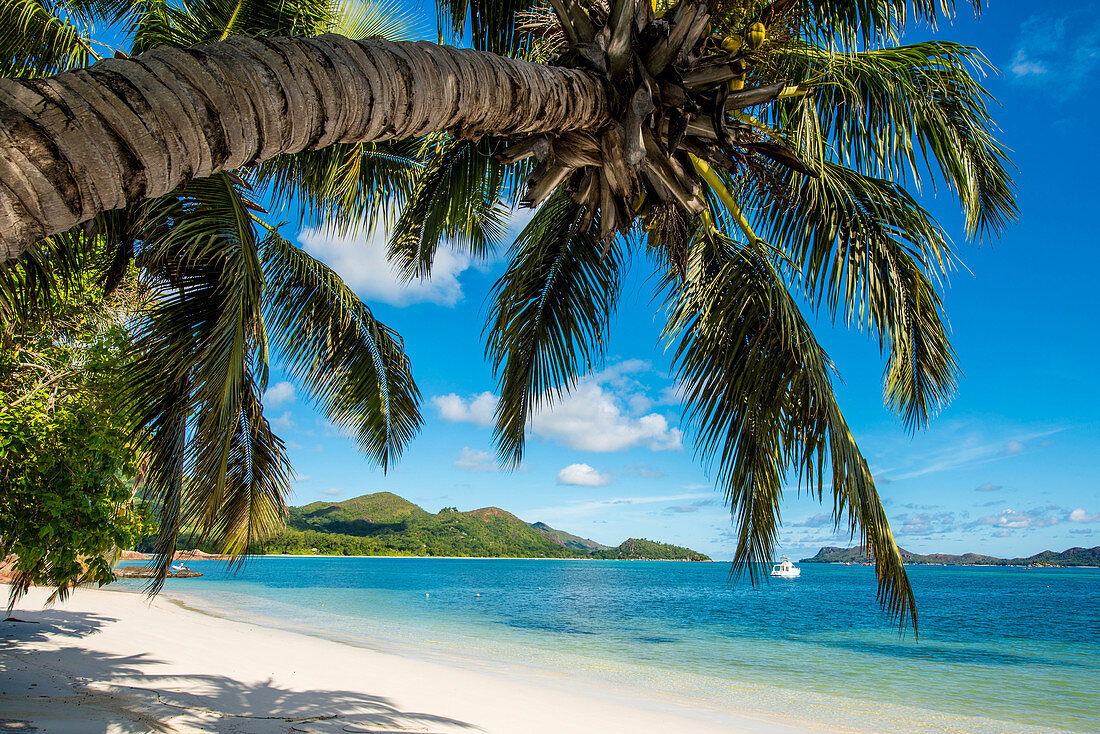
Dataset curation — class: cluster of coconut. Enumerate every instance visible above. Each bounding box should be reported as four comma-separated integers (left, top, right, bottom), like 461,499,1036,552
499,0,813,247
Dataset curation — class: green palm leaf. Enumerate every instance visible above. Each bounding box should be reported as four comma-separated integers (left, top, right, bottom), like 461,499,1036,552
261,228,421,470
0,0,99,77
254,138,423,236
326,0,419,40
0,231,84,331
803,0,982,46
438,0,537,55
665,228,916,627
772,40,1016,239
747,161,958,429
125,173,290,584
486,190,623,465
389,136,508,280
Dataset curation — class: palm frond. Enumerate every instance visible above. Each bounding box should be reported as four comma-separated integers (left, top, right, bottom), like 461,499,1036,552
125,173,290,583
0,0,99,78
62,0,147,30
665,227,915,628
253,138,423,236
261,228,421,470
772,40,1016,239
389,136,508,280
747,161,958,429
132,0,331,49
801,0,982,47
0,232,83,332
187,368,290,561
486,190,623,465
438,0,537,55
326,0,420,40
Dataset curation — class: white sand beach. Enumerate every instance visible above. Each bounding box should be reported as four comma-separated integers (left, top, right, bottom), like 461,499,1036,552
1,585,814,734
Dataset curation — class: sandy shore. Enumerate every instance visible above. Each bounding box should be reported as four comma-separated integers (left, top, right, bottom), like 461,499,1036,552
1,585,813,734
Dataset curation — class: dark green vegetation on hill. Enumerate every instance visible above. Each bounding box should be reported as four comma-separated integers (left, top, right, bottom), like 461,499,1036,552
592,538,710,562
256,493,710,560
802,545,1100,567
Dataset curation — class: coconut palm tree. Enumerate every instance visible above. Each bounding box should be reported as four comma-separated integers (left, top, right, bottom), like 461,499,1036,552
0,0,1017,624
0,0,425,588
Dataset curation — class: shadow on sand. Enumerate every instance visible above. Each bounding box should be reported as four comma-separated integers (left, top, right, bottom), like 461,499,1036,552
1,609,480,733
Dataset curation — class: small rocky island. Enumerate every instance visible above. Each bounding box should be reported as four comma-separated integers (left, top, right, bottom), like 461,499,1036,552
114,566,203,579
801,545,1100,567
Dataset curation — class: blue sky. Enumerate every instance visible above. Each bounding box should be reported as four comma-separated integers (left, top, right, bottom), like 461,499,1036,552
253,1,1100,561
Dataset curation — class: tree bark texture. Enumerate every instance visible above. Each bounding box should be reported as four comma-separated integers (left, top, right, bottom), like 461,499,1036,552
0,35,610,261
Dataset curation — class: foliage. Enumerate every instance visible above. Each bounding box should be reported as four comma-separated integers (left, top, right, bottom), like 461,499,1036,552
292,491,430,529
592,538,710,562
0,0,1019,626
157,492,710,560
0,0,423,590
0,265,156,605
418,0,1019,628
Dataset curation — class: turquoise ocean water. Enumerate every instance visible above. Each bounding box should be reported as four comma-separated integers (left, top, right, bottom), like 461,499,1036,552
114,558,1099,732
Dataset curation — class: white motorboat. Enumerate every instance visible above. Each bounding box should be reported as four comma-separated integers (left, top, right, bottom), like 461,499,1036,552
770,557,801,578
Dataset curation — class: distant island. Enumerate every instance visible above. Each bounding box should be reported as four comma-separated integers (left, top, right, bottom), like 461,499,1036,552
801,545,1100,567
152,492,710,561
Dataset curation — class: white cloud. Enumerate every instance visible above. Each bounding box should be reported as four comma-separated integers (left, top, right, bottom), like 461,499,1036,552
433,391,496,428
1010,49,1048,77
454,447,499,473
429,362,684,453
293,474,311,483
975,483,1002,492
882,428,1062,481
270,411,296,432
972,508,1062,531
322,488,343,496
263,381,296,407
656,383,687,406
895,511,959,537
792,513,834,528
1069,508,1100,523
590,359,650,385
529,381,683,452
557,463,611,487
298,226,473,307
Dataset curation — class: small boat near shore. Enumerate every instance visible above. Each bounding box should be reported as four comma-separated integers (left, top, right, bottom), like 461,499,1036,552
770,557,801,578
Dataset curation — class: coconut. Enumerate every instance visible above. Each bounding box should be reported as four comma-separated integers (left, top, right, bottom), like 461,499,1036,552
747,22,766,49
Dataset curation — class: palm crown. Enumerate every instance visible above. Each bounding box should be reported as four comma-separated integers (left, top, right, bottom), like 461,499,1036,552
396,0,1015,627
0,0,1016,626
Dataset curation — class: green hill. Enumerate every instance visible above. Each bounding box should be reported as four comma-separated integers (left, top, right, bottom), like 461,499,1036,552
243,492,711,560
592,538,710,561
531,521,610,552
801,545,1100,567
291,491,430,535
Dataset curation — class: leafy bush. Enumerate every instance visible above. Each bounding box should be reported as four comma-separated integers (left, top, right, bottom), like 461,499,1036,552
0,266,156,603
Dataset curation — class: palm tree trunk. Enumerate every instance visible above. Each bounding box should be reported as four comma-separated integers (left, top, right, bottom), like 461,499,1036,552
0,34,609,261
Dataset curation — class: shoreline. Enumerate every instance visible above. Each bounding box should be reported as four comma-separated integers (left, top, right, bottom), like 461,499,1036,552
2,584,814,734
4,581,1082,734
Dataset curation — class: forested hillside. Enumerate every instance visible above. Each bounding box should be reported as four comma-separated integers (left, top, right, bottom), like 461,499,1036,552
264,494,710,560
